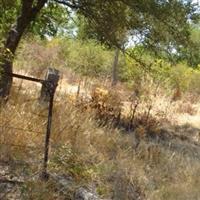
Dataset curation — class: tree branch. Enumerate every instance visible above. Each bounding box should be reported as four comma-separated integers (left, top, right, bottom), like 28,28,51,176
31,0,48,15
54,0,81,9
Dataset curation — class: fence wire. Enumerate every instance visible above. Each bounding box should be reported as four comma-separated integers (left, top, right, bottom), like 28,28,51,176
0,142,43,150
0,125,44,135
0,69,61,182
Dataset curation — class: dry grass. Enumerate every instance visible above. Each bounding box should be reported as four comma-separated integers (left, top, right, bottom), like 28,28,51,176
0,74,200,200
1,37,200,199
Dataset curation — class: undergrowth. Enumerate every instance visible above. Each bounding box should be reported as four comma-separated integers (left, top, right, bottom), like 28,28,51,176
0,77,200,199
1,37,200,199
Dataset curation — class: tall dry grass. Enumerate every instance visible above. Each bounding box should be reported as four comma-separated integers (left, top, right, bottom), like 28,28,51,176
1,37,200,199
0,74,200,200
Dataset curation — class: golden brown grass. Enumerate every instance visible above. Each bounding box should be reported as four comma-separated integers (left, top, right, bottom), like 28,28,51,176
0,76,200,200
1,36,199,199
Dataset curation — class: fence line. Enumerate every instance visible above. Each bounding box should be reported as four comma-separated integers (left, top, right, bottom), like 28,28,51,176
30,111,48,118
6,72,44,83
0,125,44,134
0,121,74,139
0,142,43,150
1,68,60,181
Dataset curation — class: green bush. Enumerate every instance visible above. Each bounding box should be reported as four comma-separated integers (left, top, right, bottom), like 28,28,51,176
15,37,114,78
64,39,113,77
15,37,200,97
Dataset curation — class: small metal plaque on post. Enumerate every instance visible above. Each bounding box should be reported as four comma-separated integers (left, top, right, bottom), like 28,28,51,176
40,68,59,103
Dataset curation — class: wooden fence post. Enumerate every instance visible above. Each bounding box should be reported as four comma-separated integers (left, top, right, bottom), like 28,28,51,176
39,68,59,103
39,68,59,181
1,68,60,180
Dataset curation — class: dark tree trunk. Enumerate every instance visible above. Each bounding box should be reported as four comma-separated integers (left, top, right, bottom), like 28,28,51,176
0,0,47,98
111,48,119,86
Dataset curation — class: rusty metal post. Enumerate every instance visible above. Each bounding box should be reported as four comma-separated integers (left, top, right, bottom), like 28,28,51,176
40,68,59,181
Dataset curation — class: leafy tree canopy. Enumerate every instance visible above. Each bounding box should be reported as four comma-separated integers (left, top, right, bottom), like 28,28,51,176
0,0,20,38
73,1,199,46
62,0,200,65
1,0,199,49
177,24,200,67
0,0,70,39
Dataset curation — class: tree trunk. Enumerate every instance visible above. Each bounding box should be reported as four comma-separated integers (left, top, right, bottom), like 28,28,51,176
0,0,47,98
111,48,120,86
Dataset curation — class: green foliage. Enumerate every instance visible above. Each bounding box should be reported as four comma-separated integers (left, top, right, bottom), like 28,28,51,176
150,59,171,84
150,61,200,94
0,0,70,40
76,3,128,48
15,36,200,98
16,37,114,78
117,44,200,95
187,65,200,94
0,0,20,38
76,0,199,55
170,64,191,89
29,2,70,38
177,26,200,67
118,56,144,84
65,40,113,77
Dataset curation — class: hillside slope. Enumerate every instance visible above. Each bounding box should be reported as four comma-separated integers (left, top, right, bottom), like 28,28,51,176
0,68,200,200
